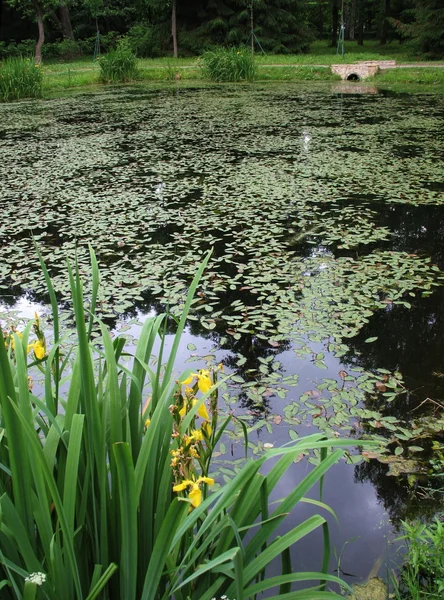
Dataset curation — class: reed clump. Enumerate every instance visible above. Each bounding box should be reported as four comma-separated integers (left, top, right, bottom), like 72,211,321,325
99,39,139,83
202,46,257,82
0,57,42,102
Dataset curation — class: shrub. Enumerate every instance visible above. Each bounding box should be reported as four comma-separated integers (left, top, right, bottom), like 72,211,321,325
0,39,36,60
0,246,361,599
202,46,258,82
43,39,82,61
0,57,42,102
99,38,139,83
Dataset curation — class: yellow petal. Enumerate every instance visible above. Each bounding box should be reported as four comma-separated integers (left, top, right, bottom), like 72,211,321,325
202,422,212,438
179,403,187,418
33,340,45,360
188,487,202,508
197,476,214,486
195,401,209,420
198,374,212,394
181,374,197,386
173,479,192,492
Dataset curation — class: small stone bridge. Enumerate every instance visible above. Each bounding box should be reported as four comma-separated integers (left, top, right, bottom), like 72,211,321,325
331,60,396,81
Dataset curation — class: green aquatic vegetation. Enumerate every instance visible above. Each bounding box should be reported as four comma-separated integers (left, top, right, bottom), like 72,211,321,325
0,84,443,454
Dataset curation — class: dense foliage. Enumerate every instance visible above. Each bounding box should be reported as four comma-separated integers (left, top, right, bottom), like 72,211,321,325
0,0,443,60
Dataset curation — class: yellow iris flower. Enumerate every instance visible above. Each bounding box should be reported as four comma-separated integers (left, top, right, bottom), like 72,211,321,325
179,399,209,421
180,370,213,394
173,476,214,507
32,340,45,360
197,370,212,393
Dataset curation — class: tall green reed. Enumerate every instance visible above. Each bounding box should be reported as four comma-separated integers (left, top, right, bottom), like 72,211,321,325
0,247,365,599
0,57,42,102
393,517,444,599
201,47,257,82
98,39,139,84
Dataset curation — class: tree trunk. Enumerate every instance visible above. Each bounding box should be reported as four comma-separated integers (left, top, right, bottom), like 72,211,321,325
172,0,178,58
348,0,356,40
331,0,339,47
59,4,75,41
35,3,45,64
317,0,324,37
380,0,391,45
357,0,365,45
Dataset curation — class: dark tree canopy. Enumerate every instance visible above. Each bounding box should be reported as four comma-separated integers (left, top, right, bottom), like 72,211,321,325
0,0,443,58
390,0,444,56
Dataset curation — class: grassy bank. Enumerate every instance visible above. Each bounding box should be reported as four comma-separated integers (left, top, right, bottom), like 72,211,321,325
42,63,444,93
0,39,440,97
375,67,444,85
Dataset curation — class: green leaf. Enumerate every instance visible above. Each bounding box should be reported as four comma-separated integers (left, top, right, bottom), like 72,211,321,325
113,443,138,600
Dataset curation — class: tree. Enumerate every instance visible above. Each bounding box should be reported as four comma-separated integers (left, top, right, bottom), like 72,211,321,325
380,0,391,44
330,0,339,46
172,0,177,56
6,0,58,61
357,0,365,45
390,0,444,56
58,2,75,40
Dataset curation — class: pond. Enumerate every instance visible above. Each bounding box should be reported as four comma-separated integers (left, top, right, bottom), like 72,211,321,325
1,81,444,590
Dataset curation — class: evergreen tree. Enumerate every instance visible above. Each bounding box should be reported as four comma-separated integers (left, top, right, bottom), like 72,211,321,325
180,0,314,53
390,0,444,56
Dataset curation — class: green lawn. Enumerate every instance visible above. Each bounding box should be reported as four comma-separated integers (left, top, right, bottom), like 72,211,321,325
37,40,444,94
258,39,434,64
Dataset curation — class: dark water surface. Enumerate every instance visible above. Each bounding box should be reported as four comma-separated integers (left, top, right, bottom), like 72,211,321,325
1,82,444,587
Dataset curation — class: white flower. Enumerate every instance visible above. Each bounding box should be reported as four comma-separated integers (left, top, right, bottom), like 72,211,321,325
25,572,46,586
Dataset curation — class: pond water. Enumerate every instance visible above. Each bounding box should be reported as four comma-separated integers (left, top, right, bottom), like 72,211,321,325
1,82,444,589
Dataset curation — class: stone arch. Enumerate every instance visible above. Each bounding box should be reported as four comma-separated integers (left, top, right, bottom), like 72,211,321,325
346,72,360,81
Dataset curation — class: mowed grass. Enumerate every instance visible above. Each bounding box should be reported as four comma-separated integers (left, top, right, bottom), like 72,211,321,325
257,65,339,81
259,39,439,65
375,67,444,84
